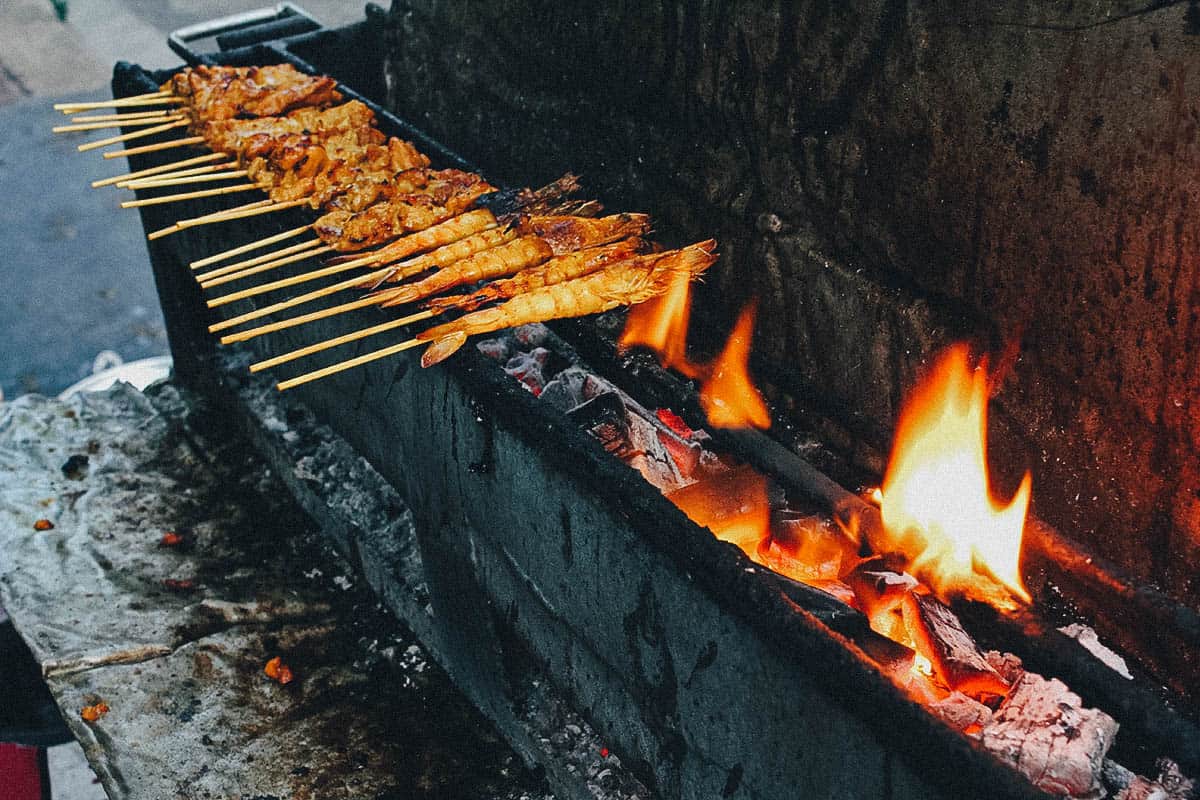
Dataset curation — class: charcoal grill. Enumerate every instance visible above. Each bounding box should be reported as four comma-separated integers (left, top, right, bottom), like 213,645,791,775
106,4,1200,799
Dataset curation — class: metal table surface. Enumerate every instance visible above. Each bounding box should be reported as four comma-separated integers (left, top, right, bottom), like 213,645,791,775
0,380,553,799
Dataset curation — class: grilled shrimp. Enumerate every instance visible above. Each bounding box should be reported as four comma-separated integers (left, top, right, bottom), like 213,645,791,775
372,213,651,308
368,227,521,288
416,240,718,367
423,237,648,315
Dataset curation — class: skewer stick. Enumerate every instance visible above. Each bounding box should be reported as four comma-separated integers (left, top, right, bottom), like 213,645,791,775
250,309,436,372
69,110,177,123
77,119,189,152
54,91,177,111
115,162,237,187
190,224,313,270
219,295,383,343
103,135,205,159
54,114,185,133
209,266,396,335
120,183,259,209
202,246,334,294
203,249,366,304
146,199,275,240
92,152,224,188
124,169,248,189
177,197,307,228
276,338,425,391
193,238,322,281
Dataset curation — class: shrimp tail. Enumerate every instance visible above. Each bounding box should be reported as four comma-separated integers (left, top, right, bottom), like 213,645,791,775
421,332,469,367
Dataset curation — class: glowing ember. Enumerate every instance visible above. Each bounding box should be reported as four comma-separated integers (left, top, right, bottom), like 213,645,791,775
879,344,1031,606
667,464,770,555
618,269,700,377
699,303,771,430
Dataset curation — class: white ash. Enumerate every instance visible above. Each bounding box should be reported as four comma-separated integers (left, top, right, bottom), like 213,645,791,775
1059,622,1133,680
929,691,992,737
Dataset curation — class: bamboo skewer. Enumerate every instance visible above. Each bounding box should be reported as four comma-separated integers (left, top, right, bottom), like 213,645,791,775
177,198,307,228
54,114,186,133
146,199,276,240
193,238,322,281
77,119,190,152
250,309,437,372
203,248,365,304
124,169,249,190
208,265,396,335
115,162,238,188
54,91,177,112
103,136,205,159
92,153,225,188
219,295,383,343
120,183,259,209
69,110,177,123
202,246,334,294
190,225,314,270
276,338,425,391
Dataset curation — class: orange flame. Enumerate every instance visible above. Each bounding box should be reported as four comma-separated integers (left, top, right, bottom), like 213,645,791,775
699,302,771,429
667,464,770,555
879,344,1032,605
618,270,701,377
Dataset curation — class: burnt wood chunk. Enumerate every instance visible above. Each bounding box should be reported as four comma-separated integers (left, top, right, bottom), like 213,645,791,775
929,692,992,738
981,673,1118,800
902,593,1009,700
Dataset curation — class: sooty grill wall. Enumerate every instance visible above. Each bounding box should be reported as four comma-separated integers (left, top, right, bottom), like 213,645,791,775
369,0,1200,606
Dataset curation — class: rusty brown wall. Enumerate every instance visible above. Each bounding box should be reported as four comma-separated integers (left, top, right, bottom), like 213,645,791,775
379,1,1200,602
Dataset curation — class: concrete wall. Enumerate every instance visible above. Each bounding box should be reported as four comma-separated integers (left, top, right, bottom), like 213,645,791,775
378,0,1200,602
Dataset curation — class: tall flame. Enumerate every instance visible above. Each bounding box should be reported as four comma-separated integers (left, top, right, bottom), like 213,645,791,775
699,302,770,429
618,270,701,377
880,344,1032,605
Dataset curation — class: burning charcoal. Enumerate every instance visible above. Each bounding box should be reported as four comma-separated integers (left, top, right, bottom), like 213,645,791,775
504,348,551,395
1103,761,1170,800
667,464,767,553
758,512,854,583
844,557,918,642
625,411,690,494
856,630,916,677
981,672,1118,799
984,650,1026,685
1059,623,1133,680
511,323,549,348
902,593,1010,701
568,392,630,456
930,691,993,737
475,337,513,363
540,366,592,412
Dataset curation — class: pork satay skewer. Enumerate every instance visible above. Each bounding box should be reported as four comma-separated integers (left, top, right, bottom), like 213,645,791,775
69,109,180,123
119,182,260,209
54,91,179,112
273,241,717,390
93,153,225,187
103,136,206,159
124,169,249,190
78,119,190,152
249,239,647,371
54,114,186,133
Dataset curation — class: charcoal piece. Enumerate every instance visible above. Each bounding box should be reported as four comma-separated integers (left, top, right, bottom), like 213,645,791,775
902,593,1009,700
984,650,1026,685
930,692,992,737
623,410,689,494
980,672,1118,800
511,323,548,348
855,629,916,677
475,337,513,363
1059,623,1132,680
504,348,550,395
539,366,591,412
655,427,701,478
568,392,630,457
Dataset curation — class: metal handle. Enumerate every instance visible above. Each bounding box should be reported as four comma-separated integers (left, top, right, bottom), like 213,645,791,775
167,2,319,61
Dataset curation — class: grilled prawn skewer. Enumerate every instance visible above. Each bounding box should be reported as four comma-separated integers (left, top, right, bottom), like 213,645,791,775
417,240,716,366
369,214,651,308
